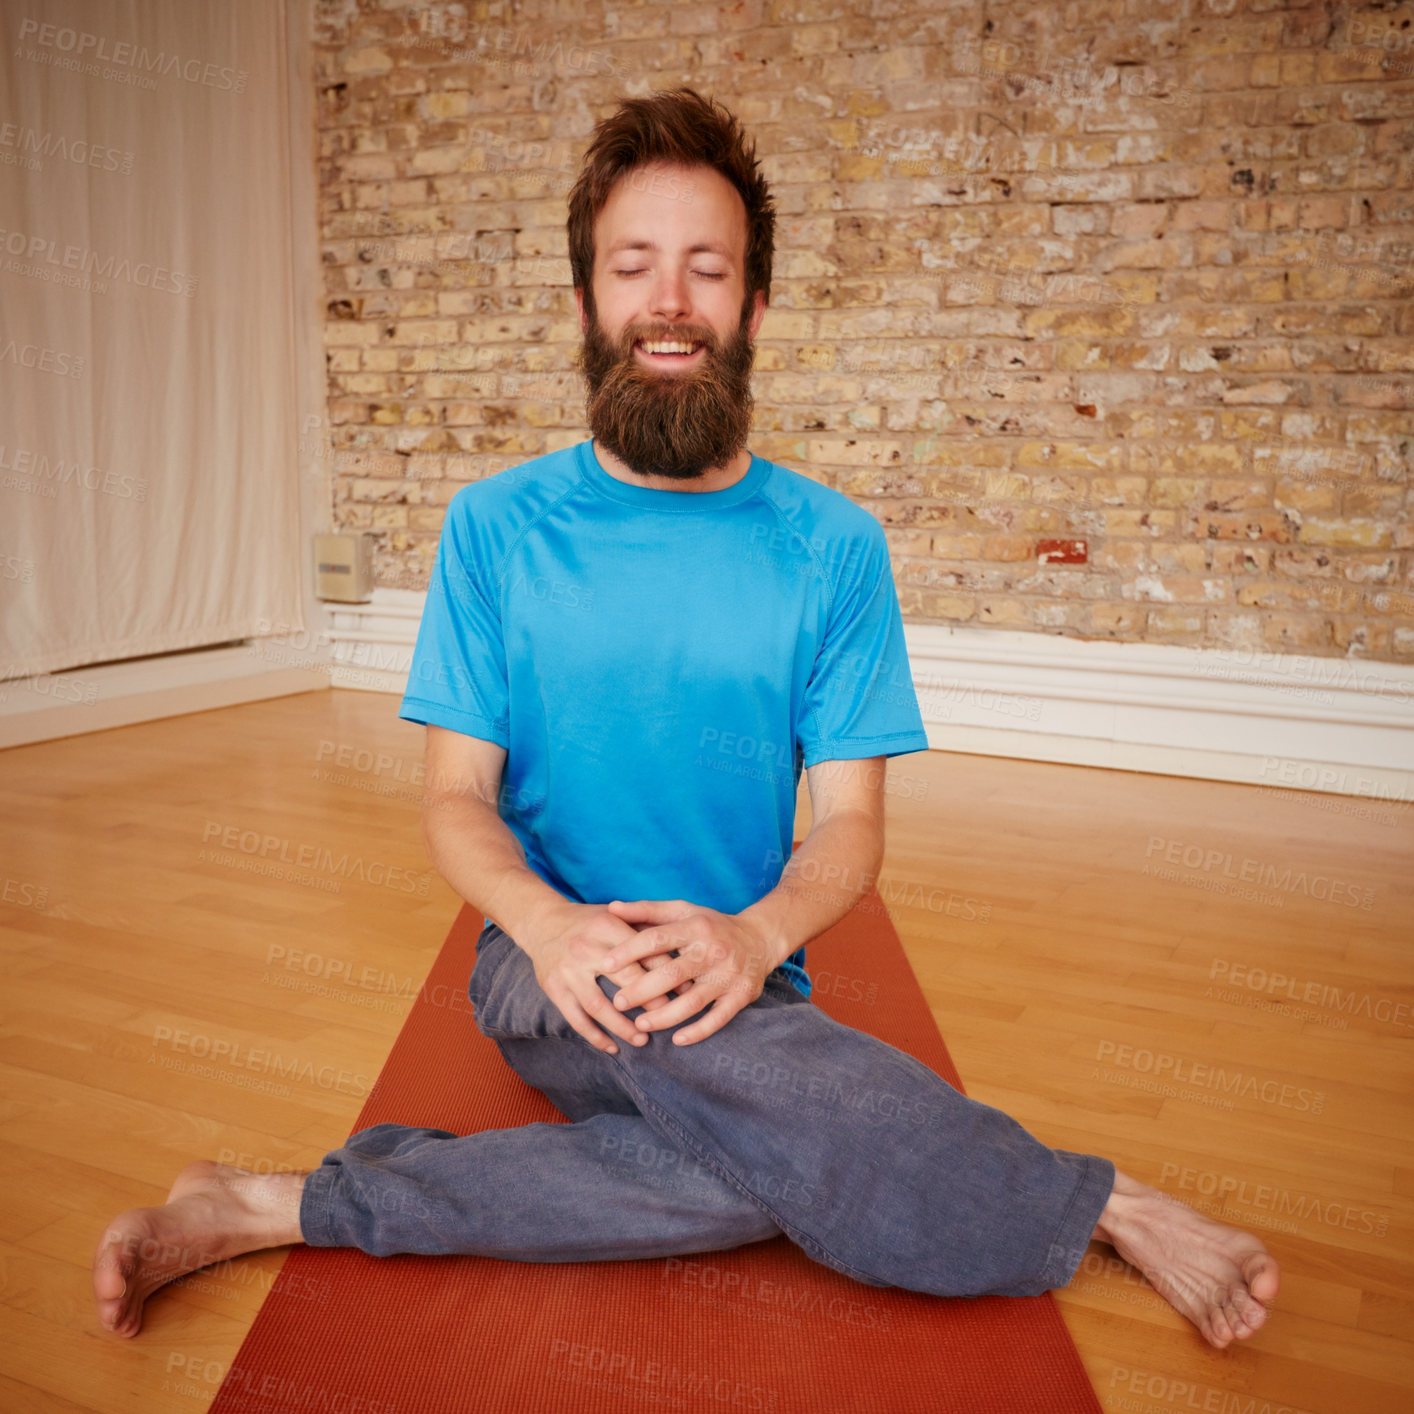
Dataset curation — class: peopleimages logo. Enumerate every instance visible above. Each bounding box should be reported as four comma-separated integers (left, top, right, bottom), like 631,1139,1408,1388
1159,1163,1389,1239
0,339,85,377
546,1338,778,1411
151,1025,372,1098
1107,1365,1315,1414
200,821,432,896
0,443,148,500
1208,959,1412,1030
16,18,248,93
663,1258,893,1331
0,122,134,175
1143,835,1374,910
1095,1040,1325,1115
0,227,197,296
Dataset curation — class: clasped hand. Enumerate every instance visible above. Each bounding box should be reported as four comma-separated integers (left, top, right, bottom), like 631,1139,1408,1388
601,898,777,1046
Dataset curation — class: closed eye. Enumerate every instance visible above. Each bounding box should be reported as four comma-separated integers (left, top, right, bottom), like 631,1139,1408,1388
615,270,727,279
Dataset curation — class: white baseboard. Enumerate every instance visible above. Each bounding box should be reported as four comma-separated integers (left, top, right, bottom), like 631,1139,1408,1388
322,589,425,694
11,589,1410,811
0,643,330,749
323,590,1414,804
904,624,1414,801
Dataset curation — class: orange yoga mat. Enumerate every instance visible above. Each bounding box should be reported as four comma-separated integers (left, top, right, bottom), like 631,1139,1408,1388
210,891,1103,1413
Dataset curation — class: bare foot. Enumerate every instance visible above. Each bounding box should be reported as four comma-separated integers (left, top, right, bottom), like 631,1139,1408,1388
92,1160,307,1337
1091,1169,1280,1349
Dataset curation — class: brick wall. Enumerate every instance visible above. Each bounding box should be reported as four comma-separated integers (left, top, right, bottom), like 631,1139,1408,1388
312,0,1414,662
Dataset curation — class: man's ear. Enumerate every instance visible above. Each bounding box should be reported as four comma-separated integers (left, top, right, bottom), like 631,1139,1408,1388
574,284,587,335
746,287,767,342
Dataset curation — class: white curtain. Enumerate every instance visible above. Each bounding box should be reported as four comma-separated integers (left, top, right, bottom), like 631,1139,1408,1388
1,0,306,678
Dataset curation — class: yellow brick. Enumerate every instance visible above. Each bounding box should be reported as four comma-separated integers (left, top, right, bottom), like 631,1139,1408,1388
343,47,393,75
1206,480,1271,510
1055,342,1109,371
838,153,889,180
1150,479,1205,507
341,374,389,395
1260,613,1331,650
349,478,405,503
1022,308,1137,337
1220,410,1282,440
425,91,470,118
919,593,975,621
1273,481,1338,512
1146,605,1205,635
1238,581,1363,612
1153,443,1246,474
1095,542,1149,572
1315,49,1388,83
1106,510,1178,535
1297,519,1393,548
984,471,1031,499
1020,506,1067,533
914,440,1009,468
324,323,380,347
982,535,1034,561
928,534,984,558
389,319,458,345
1342,484,1405,517
837,469,927,497
978,598,1032,626
1090,477,1147,505
1153,545,1209,574
806,439,905,467
926,471,985,501
1249,55,1282,87
1029,475,1087,504
1016,442,1123,470
1088,603,1147,635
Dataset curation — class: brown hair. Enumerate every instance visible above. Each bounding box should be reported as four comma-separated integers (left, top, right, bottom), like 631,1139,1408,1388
567,86,776,322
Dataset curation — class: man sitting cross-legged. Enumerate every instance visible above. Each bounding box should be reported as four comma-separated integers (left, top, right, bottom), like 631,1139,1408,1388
94,85,1278,1354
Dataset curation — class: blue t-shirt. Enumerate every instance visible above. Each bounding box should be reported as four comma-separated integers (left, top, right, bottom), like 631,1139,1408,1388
398,437,931,999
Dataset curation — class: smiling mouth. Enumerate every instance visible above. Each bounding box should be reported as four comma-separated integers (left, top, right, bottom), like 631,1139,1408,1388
634,340,706,364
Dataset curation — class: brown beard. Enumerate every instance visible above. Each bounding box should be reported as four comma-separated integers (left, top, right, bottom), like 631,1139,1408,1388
576,299,756,481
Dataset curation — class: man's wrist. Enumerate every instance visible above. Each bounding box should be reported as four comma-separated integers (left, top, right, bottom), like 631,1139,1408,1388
486,868,575,951
738,896,799,973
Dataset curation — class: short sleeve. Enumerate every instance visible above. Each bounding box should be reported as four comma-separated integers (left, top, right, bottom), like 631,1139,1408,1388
796,528,930,766
398,492,510,745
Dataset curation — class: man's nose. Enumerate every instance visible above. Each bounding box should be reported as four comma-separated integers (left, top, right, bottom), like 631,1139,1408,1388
646,269,693,321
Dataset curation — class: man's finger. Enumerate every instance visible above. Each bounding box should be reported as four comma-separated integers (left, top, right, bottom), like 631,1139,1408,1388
631,982,717,1033
584,981,652,1049
612,952,693,1011
600,923,686,972
608,961,671,1010
605,899,689,925
555,991,624,1055
671,995,742,1046
559,983,645,1054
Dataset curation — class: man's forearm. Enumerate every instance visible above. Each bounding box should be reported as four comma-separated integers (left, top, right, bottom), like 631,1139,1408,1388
739,809,885,969
423,795,571,949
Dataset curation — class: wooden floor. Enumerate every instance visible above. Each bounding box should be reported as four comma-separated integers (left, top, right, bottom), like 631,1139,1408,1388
1,688,1410,1413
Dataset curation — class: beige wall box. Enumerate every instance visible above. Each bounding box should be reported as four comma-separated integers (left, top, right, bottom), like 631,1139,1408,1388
314,533,373,603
